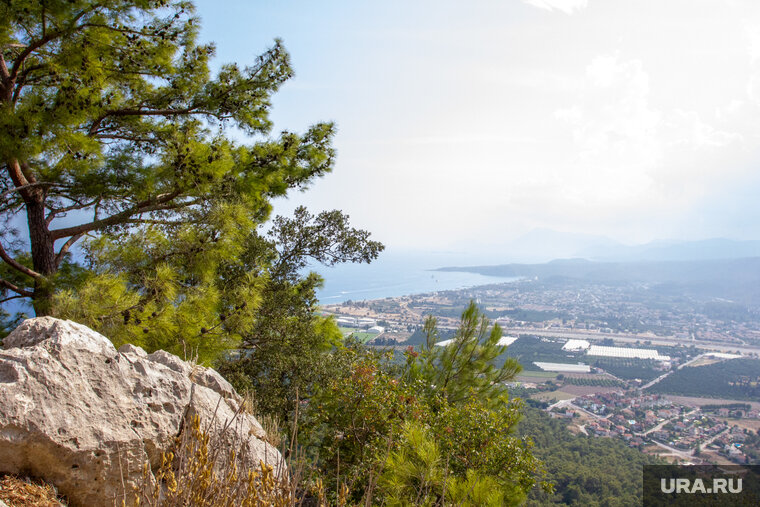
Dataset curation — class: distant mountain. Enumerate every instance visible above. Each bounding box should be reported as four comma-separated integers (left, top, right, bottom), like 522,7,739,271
579,238,760,262
502,228,622,263
436,257,760,307
490,229,760,263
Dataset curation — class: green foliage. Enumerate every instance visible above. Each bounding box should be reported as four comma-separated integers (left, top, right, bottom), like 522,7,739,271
563,376,625,388
215,208,382,413
647,358,760,400
300,345,427,500
406,301,522,408
1,1,383,364
1,1,326,310
0,307,19,342
379,421,446,506
378,421,520,507
299,306,544,505
701,403,752,412
433,397,539,497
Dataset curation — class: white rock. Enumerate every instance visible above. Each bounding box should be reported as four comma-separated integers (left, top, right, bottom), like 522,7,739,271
0,317,282,506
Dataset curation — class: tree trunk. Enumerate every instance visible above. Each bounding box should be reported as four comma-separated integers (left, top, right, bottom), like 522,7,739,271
27,194,56,316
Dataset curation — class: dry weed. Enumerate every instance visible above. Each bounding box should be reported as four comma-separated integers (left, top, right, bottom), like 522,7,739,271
0,474,65,507
133,414,293,506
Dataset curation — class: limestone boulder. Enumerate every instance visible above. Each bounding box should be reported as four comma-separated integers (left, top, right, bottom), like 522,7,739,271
0,317,282,506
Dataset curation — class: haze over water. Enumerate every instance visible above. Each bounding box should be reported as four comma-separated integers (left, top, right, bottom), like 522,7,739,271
312,251,517,304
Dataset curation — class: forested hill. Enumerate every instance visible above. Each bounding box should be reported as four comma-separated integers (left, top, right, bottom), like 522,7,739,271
437,257,760,306
518,407,661,506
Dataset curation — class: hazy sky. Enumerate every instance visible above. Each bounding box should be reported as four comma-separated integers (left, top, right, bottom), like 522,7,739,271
194,0,760,252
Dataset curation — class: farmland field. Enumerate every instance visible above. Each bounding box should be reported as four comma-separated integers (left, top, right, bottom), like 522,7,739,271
532,390,576,402
647,358,760,401
559,385,624,396
339,327,378,344
591,357,662,381
663,395,760,411
715,418,760,432
517,370,559,379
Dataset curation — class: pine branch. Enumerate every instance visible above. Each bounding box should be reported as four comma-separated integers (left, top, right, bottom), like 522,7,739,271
0,277,33,297
46,197,100,225
48,191,206,240
0,294,28,303
55,233,86,268
8,5,100,82
0,181,61,200
0,240,41,280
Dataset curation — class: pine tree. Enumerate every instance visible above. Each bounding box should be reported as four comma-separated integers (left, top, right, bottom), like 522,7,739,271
0,1,383,362
1,0,332,315
407,300,522,408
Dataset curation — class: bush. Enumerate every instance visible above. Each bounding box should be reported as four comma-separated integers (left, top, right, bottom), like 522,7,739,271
297,303,547,505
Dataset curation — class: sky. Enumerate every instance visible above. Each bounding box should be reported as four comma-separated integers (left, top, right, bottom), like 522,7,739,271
192,0,760,254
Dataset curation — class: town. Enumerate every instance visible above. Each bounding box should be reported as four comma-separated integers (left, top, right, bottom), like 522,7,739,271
320,277,760,465
542,390,759,465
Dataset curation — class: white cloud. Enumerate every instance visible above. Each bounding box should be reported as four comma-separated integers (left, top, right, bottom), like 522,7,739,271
551,53,744,217
744,21,760,64
522,0,588,15
555,54,662,181
668,110,743,148
230,0,760,249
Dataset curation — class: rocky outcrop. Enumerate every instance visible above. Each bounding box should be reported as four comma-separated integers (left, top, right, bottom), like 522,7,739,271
0,317,282,506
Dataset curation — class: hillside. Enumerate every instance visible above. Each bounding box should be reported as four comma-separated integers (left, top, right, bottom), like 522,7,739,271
518,407,661,506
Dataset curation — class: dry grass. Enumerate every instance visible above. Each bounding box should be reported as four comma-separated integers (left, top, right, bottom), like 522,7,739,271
239,391,282,449
133,413,295,507
0,474,65,507
714,417,760,432
0,393,321,507
558,385,623,396
1,391,332,507
531,390,576,402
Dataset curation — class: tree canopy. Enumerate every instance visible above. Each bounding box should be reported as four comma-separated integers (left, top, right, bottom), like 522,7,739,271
405,301,523,408
1,0,382,361
1,0,329,312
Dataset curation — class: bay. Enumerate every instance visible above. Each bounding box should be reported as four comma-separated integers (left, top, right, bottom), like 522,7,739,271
310,250,517,304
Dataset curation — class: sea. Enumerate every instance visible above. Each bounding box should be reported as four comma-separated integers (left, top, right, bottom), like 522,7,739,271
310,250,518,304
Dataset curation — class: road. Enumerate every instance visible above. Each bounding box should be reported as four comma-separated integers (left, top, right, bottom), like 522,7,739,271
701,427,730,448
547,397,610,420
635,409,699,437
648,440,695,461
547,397,575,411
502,328,760,356
648,427,730,463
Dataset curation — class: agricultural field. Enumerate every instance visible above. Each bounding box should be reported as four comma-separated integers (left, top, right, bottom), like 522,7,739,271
559,385,624,396
517,370,559,379
563,376,626,388
531,390,576,402
647,358,760,401
338,327,378,344
686,357,722,367
502,335,584,364
715,418,760,432
591,357,662,381
663,395,760,411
